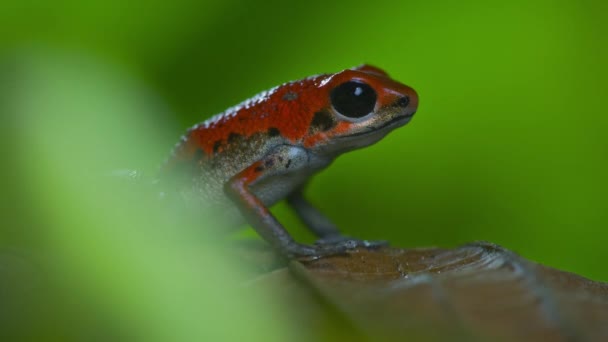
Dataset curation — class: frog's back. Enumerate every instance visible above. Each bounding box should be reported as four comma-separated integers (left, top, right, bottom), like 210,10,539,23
160,74,329,205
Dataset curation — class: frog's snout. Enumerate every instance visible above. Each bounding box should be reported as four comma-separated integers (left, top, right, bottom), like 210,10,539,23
401,86,419,117
395,96,410,108
394,87,418,118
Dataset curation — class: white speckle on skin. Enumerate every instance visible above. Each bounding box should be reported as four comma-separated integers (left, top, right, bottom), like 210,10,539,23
318,75,333,88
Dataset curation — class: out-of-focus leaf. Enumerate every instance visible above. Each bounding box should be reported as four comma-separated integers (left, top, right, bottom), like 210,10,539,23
0,48,294,342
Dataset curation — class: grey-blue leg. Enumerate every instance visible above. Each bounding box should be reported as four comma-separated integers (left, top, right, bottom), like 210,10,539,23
287,190,342,239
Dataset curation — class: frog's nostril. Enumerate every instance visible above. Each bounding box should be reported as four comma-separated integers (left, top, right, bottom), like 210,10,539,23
395,96,410,108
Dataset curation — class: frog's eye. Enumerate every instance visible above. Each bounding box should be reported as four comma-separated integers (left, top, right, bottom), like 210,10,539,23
330,81,377,119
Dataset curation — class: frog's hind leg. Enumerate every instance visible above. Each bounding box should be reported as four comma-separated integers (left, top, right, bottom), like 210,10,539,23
286,189,341,239
286,188,388,249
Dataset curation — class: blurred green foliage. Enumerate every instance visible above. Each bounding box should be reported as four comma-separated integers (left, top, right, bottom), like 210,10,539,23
1,51,293,341
1,0,607,340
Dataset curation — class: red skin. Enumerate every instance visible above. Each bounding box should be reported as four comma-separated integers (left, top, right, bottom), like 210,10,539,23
171,65,417,160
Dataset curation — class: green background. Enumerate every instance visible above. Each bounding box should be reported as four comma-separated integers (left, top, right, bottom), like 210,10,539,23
1,0,607,340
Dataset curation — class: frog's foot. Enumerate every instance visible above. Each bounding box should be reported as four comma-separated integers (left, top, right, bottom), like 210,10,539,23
315,235,388,249
284,237,388,260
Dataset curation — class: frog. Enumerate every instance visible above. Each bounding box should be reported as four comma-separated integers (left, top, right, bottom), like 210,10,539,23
161,64,418,258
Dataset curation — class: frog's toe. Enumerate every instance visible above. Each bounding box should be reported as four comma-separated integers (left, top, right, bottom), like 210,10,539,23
315,236,388,250
358,239,389,248
314,234,350,245
287,238,388,260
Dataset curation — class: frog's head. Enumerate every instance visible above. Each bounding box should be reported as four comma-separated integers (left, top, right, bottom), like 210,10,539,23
303,64,418,156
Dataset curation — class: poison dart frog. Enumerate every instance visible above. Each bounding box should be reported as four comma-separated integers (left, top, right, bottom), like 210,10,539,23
161,65,418,258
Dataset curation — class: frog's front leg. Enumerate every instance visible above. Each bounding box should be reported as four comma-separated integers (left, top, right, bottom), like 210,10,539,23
224,145,378,258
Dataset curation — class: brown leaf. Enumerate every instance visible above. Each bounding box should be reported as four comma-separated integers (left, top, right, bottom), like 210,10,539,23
248,242,608,341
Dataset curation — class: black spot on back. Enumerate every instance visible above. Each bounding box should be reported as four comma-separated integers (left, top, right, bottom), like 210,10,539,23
265,159,274,168
228,133,242,143
310,110,336,133
254,166,264,172
212,140,222,154
282,91,298,101
267,127,281,137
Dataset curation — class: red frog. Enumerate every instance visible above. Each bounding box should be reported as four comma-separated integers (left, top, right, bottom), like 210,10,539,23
162,65,418,258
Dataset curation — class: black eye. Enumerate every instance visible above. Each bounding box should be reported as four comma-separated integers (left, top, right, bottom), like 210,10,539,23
330,81,377,119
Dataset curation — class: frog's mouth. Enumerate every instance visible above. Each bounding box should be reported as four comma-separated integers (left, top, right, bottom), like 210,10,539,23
318,111,414,156
345,112,415,139
377,112,415,129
